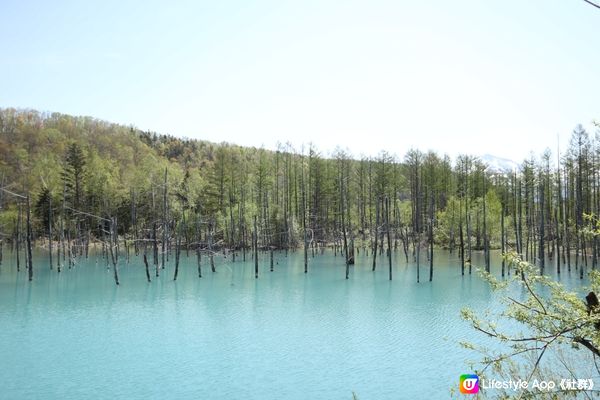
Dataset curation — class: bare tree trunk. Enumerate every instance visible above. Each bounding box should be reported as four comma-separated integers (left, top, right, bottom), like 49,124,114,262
153,223,159,277
196,215,202,278
501,203,506,277
239,189,246,262
173,222,181,281
402,226,409,263
466,195,472,274
59,187,66,273
26,196,33,282
162,167,167,269
512,173,520,257
416,236,421,283
580,233,585,280
301,157,308,273
372,197,379,271
67,227,73,269
230,189,236,262
539,177,545,274
209,222,215,273
109,217,119,285
254,215,258,279
459,197,465,276
143,253,151,283
467,214,472,275
342,198,349,280
48,194,53,270
16,207,21,271
483,175,490,273
386,197,393,281
428,192,434,281
564,170,571,272
85,229,90,259
555,208,561,275
339,169,350,279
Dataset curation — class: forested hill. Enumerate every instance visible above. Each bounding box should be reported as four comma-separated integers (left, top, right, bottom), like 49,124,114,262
1,107,599,279
0,107,245,199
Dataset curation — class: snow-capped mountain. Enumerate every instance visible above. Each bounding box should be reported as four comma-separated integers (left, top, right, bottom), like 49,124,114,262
481,154,519,173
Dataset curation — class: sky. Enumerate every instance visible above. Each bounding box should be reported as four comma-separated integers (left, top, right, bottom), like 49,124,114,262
1,0,599,162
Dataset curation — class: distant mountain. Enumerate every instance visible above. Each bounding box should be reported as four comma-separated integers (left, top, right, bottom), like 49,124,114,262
481,154,520,173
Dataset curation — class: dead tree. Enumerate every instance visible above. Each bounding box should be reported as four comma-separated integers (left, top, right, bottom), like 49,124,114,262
483,171,490,273
254,215,258,279
48,194,53,270
372,197,380,271
153,223,159,277
386,196,392,281
108,217,120,285
16,208,21,271
459,197,465,276
209,221,215,273
26,195,33,281
0,188,30,277
301,156,308,273
143,253,151,283
341,172,350,279
501,200,506,277
162,168,167,269
195,215,202,278
173,222,182,281
428,192,434,282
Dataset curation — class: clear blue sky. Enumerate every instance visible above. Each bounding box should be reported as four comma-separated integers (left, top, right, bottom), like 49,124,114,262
1,0,598,161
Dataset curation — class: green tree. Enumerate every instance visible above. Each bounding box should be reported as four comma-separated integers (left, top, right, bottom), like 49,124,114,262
461,252,600,399
62,142,86,210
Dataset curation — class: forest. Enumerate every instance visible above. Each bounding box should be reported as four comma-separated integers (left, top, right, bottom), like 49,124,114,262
1,107,599,284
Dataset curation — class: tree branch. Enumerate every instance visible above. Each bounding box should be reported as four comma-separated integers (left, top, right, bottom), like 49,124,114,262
583,0,600,10
575,337,600,357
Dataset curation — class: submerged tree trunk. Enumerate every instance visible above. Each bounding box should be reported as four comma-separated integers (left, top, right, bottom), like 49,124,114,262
143,253,151,283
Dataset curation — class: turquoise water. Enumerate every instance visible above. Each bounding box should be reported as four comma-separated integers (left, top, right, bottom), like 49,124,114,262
0,248,589,399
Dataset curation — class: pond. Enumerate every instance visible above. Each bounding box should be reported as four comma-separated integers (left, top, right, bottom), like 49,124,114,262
0,248,590,399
